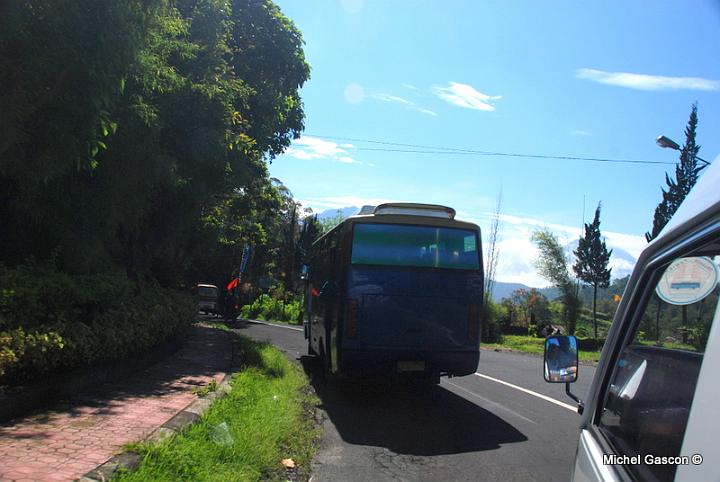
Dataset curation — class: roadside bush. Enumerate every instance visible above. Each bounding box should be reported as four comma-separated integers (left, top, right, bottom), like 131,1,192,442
0,265,194,386
482,300,504,344
576,337,604,352
240,291,302,324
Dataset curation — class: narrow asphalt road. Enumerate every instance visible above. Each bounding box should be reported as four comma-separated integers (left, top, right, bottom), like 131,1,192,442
233,320,595,482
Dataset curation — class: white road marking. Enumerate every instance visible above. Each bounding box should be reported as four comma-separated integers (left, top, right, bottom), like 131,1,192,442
247,320,304,332
474,372,578,412
444,380,538,424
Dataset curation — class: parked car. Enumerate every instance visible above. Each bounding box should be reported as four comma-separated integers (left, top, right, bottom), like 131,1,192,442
196,283,220,316
544,159,720,482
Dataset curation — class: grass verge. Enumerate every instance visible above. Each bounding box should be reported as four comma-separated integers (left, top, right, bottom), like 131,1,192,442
115,333,321,482
483,335,602,363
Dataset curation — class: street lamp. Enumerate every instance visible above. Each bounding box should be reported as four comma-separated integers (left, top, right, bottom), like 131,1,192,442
655,135,710,167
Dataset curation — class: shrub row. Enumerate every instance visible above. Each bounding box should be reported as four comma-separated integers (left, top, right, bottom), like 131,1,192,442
0,266,195,386
240,293,302,324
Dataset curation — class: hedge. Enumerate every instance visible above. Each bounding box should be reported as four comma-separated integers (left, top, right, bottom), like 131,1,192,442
0,265,194,386
240,292,302,324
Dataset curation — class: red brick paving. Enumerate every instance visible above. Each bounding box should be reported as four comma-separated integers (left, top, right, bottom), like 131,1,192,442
0,325,231,482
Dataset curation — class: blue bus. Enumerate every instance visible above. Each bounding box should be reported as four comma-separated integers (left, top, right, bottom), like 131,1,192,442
304,203,483,383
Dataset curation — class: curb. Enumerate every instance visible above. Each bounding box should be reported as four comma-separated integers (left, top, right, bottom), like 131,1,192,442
79,329,240,482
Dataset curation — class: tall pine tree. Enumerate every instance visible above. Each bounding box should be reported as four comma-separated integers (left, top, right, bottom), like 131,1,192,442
574,203,612,345
646,103,702,241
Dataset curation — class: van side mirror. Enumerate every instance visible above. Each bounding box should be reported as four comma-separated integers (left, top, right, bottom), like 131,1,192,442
544,335,584,414
544,335,578,383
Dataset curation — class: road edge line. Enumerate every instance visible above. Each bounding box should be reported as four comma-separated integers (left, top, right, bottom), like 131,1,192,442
244,319,304,332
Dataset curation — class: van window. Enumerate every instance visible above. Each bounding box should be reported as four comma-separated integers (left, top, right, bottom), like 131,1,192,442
598,249,719,482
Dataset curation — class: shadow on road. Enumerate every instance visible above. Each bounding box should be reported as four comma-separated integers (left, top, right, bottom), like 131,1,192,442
301,356,528,456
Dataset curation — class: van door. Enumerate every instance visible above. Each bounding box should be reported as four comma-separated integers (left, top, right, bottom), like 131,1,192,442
575,229,720,482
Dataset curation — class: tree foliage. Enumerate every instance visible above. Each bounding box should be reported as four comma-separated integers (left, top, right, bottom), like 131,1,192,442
573,203,612,342
0,0,310,288
506,288,550,332
532,229,581,335
646,103,703,242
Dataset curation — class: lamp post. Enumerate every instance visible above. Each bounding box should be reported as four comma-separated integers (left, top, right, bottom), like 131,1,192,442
655,135,710,167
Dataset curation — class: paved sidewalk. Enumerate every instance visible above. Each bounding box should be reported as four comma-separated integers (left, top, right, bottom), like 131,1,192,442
0,324,232,482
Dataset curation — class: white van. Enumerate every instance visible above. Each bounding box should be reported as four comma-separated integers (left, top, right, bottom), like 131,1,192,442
544,159,720,482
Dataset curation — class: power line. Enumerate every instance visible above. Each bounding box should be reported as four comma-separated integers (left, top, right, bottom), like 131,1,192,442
305,134,675,166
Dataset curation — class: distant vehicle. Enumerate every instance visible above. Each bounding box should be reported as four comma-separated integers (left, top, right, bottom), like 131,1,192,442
544,160,720,481
196,283,219,316
304,203,483,384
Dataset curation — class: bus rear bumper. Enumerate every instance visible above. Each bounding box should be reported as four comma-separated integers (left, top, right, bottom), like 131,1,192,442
340,348,479,377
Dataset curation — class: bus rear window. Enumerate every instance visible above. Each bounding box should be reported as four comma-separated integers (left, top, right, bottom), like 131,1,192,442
351,223,480,270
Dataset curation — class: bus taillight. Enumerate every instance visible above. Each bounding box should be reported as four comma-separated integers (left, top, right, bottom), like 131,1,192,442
467,303,480,342
346,299,359,338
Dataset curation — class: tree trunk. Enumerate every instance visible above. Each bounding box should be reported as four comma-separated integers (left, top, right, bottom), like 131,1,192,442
593,283,598,347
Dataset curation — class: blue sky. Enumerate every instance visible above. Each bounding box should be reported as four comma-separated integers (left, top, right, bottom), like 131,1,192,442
269,0,720,287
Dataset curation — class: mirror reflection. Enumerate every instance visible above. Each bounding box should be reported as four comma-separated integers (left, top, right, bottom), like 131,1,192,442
544,335,578,383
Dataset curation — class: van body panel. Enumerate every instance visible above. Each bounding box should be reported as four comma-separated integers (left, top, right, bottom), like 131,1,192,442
574,430,619,482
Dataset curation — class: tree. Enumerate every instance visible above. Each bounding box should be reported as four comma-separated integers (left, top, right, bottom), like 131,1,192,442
0,0,311,289
573,203,612,344
484,189,503,301
532,229,581,335
646,103,703,241
318,210,347,234
508,288,550,332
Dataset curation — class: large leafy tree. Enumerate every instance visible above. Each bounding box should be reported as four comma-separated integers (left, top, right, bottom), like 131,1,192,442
0,0,311,288
646,103,702,242
532,229,581,335
573,203,612,343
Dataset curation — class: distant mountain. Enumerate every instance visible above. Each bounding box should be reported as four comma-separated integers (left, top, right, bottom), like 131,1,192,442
316,206,359,220
490,281,534,302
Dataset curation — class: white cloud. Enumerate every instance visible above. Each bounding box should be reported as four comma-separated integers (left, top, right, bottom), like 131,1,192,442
344,83,365,104
571,129,592,136
370,92,438,116
284,136,362,165
371,93,412,105
298,196,394,211
432,82,501,111
340,0,363,14
576,68,720,91
413,107,438,116
478,213,645,287
401,83,419,91
338,156,361,164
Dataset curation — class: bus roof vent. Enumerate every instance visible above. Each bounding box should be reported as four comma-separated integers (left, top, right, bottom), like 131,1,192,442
373,203,456,219
358,205,376,215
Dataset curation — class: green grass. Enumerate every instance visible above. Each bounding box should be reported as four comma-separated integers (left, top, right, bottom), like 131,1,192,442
114,334,321,482
483,335,603,363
